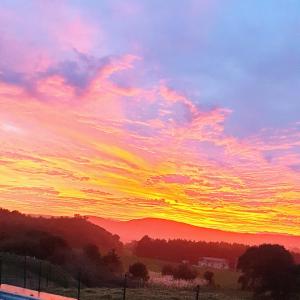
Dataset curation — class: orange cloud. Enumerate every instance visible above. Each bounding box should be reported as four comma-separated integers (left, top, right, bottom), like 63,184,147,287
0,55,299,237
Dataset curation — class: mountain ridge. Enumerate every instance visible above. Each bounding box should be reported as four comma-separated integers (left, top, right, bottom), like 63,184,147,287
89,216,300,250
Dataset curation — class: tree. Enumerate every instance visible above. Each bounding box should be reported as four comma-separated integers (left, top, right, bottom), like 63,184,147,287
134,235,248,268
102,249,123,274
238,274,248,291
1,230,71,265
161,264,175,276
173,263,197,280
129,262,149,281
291,264,300,294
237,244,296,300
45,235,71,265
203,270,214,286
83,244,101,263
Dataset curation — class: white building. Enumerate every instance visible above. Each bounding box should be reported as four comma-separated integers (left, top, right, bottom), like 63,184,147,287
198,257,229,269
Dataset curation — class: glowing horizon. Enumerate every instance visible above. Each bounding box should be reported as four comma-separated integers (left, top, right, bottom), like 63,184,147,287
0,1,300,236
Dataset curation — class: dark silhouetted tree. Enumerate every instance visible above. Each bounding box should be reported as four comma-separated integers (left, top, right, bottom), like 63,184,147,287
161,264,175,276
237,244,297,300
129,262,149,281
134,235,249,268
203,270,214,286
102,249,123,274
83,244,101,262
173,263,197,280
238,274,248,291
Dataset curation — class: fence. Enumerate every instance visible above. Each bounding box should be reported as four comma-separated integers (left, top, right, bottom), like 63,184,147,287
0,253,80,298
0,253,251,300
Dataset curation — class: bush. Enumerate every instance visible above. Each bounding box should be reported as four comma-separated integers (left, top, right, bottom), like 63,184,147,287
102,249,123,274
203,270,214,285
161,264,175,276
237,244,299,299
173,264,197,280
129,262,149,281
83,244,101,262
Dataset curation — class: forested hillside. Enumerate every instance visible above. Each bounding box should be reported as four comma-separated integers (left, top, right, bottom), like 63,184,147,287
0,208,122,252
0,208,124,287
134,235,300,268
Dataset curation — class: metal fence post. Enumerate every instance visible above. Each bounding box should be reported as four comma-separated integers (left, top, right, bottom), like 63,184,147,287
122,273,127,300
196,284,200,300
23,256,27,288
77,270,81,300
38,260,42,294
0,255,2,286
46,264,50,288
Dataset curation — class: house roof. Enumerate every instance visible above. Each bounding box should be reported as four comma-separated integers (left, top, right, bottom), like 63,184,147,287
200,257,228,262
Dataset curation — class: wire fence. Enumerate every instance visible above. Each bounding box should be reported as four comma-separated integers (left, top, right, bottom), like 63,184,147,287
0,253,79,297
0,253,251,300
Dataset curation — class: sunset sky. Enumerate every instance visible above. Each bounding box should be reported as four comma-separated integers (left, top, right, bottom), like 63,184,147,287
0,0,300,236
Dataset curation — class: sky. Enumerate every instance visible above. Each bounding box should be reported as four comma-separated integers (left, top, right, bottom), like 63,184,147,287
0,0,300,236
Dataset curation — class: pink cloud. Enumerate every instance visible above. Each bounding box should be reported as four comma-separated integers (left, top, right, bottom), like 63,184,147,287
149,174,196,185
0,49,299,236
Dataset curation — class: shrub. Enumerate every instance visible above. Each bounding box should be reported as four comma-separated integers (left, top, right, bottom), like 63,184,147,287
173,264,197,280
129,262,149,281
203,270,214,285
161,264,175,276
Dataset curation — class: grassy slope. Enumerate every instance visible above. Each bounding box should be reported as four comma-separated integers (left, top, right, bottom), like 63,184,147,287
1,253,77,291
48,287,252,300
121,253,240,289
2,252,250,299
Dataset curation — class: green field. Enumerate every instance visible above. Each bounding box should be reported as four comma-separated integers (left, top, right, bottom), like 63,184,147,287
121,254,240,289
1,252,251,299
47,287,252,300
121,254,177,273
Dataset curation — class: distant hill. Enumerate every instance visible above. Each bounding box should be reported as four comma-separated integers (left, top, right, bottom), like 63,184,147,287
0,208,122,252
89,216,300,250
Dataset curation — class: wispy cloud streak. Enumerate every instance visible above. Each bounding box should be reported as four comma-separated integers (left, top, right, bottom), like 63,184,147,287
0,0,299,236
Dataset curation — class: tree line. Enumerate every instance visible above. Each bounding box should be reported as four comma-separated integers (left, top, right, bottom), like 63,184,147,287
134,235,300,268
0,208,122,252
134,235,248,267
0,208,124,286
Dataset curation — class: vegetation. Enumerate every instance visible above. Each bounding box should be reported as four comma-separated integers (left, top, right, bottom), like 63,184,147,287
173,263,198,280
0,208,122,252
0,208,124,287
203,270,215,286
1,208,300,299
102,249,124,274
237,244,300,300
122,254,239,289
161,263,198,281
44,286,253,300
135,236,300,267
1,252,249,299
134,235,248,267
0,252,77,290
161,264,175,276
128,262,149,282
122,253,177,273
